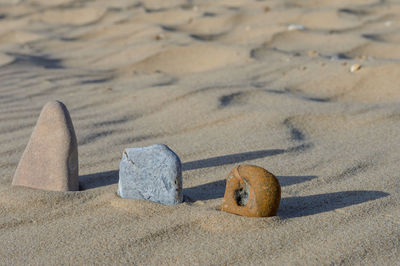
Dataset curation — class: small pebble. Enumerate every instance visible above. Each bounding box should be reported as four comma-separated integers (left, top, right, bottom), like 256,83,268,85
350,63,361,72
155,33,165,40
308,50,318,57
385,21,392,27
288,24,305,31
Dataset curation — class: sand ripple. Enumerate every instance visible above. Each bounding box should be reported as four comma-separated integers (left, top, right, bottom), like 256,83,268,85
0,0,399,264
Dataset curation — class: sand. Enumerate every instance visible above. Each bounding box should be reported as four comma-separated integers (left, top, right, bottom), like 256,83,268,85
0,0,399,264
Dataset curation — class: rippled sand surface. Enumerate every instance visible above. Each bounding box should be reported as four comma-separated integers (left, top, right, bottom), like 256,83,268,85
1,0,399,264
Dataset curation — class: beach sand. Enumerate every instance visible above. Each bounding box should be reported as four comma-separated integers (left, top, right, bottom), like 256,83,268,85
0,0,399,264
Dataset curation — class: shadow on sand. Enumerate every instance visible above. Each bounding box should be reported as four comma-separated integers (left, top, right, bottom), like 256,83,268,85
79,148,286,190
79,149,389,219
278,190,389,218
79,170,118,190
182,175,317,201
181,149,284,171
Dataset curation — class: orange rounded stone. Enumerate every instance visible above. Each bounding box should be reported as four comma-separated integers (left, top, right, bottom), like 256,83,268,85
221,164,281,217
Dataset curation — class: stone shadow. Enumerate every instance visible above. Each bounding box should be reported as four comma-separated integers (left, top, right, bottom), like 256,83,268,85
79,148,287,190
183,175,317,202
79,170,118,190
8,53,63,69
278,190,389,219
184,185,388,219
182,149,285,171
79,170,388,220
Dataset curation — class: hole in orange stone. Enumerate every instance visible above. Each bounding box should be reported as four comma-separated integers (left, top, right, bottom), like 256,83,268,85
234,186,249,206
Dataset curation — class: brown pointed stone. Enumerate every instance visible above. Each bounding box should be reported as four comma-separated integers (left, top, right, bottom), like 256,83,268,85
12,101,79,191
221,164,281,217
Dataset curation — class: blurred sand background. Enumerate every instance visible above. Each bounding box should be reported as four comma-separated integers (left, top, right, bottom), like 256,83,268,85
0,0,399,264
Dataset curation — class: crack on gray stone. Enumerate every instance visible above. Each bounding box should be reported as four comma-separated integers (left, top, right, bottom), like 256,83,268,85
137,190,147,200
124,151,136,167
118,144,183,205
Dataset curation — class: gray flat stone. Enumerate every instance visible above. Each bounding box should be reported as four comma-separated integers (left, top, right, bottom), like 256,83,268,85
118,144,182,205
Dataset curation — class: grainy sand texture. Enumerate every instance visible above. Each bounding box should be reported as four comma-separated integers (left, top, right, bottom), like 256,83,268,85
1,0,399,264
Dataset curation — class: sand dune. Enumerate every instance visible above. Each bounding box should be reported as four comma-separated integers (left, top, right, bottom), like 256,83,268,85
34,7,106,25
0,53,14,67
122,44,249,74
0,0,399,264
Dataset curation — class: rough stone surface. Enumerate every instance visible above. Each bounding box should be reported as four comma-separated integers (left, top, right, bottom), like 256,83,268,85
12,101,79,191
118,144,182,205
221,164,281,217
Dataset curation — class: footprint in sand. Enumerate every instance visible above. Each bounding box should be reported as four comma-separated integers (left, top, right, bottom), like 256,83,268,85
293,10,363,31
262,31,366,57
295,63,400,103
177,14,235,38
110,196,166,217
0,31,42,45
346,42,400,60
142,0,185,11
30,0,75,7
34,7,106,25
363,31,400,44
0,53,14,67
123,44,249,74
197,212,280,233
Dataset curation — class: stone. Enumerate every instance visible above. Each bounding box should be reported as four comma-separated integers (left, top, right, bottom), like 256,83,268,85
12,101,79,191
350,63,361,72
221,164,281,217
118,144,182,205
